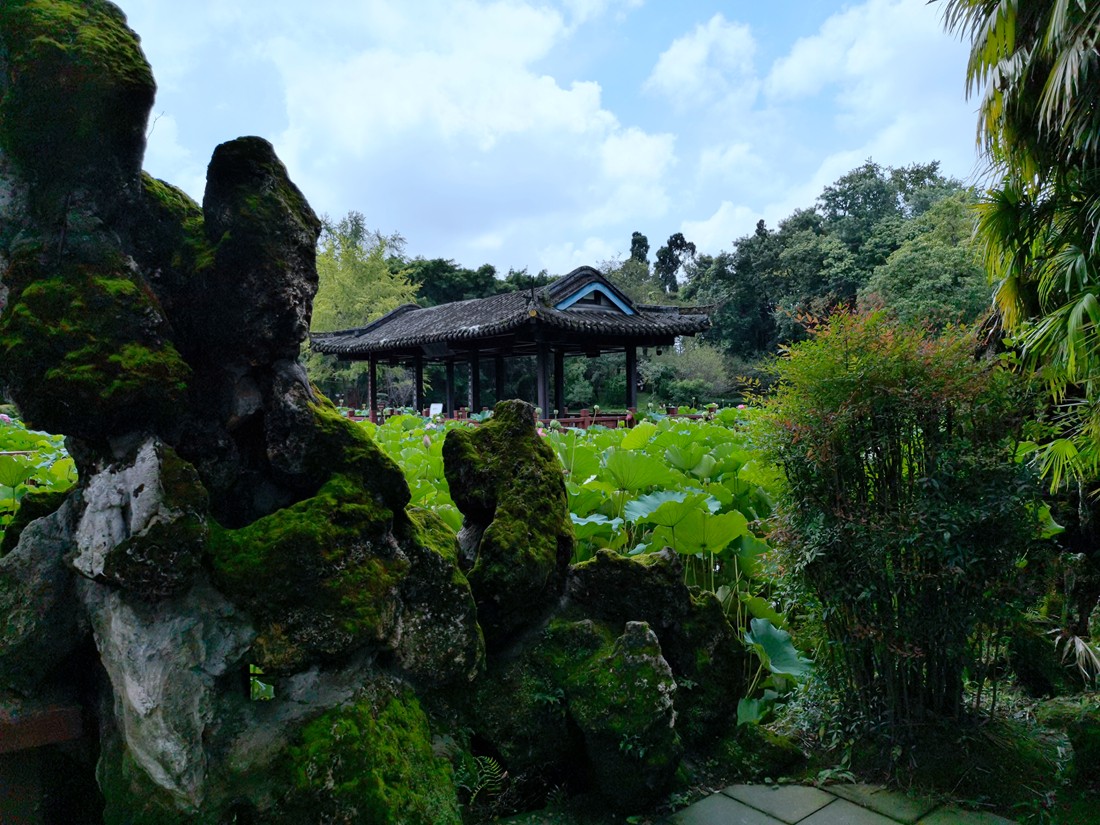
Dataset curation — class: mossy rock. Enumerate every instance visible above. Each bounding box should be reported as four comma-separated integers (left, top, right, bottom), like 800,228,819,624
443,400,573,647
124,173,214,360
277,683,462,825
566,621,682,811
459,619,604,782
0,0,154,200
200,136,321,364
396,508,483,685
567,549,747,744
93,441,209,600
99,734,198,825
0,243,190,442
300,398,411,514
1035,697,1100,787
0,488,69,557
208,471,406,672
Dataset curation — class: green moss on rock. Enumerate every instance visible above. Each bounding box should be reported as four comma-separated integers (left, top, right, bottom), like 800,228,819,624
279,685,461,825
443,400,573,646
567,549,747,745
566,621,682,810
0,245,190,441
100,443,209,599
208,471,405,672
0,0,154,196
303,398,411,514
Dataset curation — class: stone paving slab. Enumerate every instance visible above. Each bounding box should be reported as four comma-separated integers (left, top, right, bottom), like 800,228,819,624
917,806,1017,825
722,784,834,822
825,784,938,824
668,792,787,825
799,798,906,825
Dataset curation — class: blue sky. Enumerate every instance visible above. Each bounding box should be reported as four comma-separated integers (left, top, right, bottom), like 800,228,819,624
117,0,981,276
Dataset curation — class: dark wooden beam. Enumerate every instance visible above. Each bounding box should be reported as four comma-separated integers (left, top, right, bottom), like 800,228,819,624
414,353,424,413
495,355,505,404
368,353,378,422
553,349,564,415
536,344,549,416
625,345,637,409
469,348,481,412
445,359,455,417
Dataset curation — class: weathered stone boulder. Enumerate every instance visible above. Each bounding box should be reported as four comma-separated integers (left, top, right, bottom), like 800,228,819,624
443,399,573,647
568,621,681,810
72,437,207,599
81,577,254,812
568,548,747,743
455,616,682,812
0,498,87,693
0,0,190,444
273,680,463,825
201,137,321,366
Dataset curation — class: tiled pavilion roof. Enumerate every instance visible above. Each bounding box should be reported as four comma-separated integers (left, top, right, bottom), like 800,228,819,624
312,266,710,360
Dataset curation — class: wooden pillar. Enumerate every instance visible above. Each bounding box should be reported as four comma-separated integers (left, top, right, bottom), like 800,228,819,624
536,344,549,416
625,344,637,409
414,353,424,414
469,349,481,412
368,354,378,423
495,355,505,403
553,349,564,416
445,359,455,417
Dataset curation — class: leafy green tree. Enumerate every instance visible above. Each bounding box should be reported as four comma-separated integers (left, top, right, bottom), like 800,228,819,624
859,191,989,327
941,0,1100,486
306,212,417,401
405,258,499,306
654,232,696,294
311,212,413,332
630,231,650,264
603,257,667,305
760,311,1044,729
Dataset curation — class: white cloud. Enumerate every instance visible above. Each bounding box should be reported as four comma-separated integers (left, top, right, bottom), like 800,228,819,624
644,14,758,110
681,201,757,251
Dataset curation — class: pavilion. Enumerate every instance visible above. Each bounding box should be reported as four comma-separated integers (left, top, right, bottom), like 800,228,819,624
310,266,711,418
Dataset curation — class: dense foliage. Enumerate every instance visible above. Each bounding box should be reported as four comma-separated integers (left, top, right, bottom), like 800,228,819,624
759,312,1047,730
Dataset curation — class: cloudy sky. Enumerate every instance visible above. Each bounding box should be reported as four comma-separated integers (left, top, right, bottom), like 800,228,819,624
118,0,981,276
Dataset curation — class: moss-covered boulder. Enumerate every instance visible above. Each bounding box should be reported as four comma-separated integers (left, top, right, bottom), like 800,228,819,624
277,682,462,825
209,458,481,681
443,399,573,647
1035,697,1100,786
0,0,153,198
0,488,69,557
0,1,190,443
567,621,681,810
200,136,321,365
0,243,191,443
456,617,681,812
72,437,207,599
567,548,747,743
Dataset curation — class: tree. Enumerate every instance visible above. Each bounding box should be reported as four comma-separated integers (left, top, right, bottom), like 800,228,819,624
654,232,696,294
305,212,417,401
760,311,1043,728
630,231,650,264
941,0,1100,485
405,258,499,306
859,191,989,327
310,212,413,332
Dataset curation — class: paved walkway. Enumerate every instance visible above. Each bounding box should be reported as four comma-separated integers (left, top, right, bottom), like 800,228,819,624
665,783,1017,825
